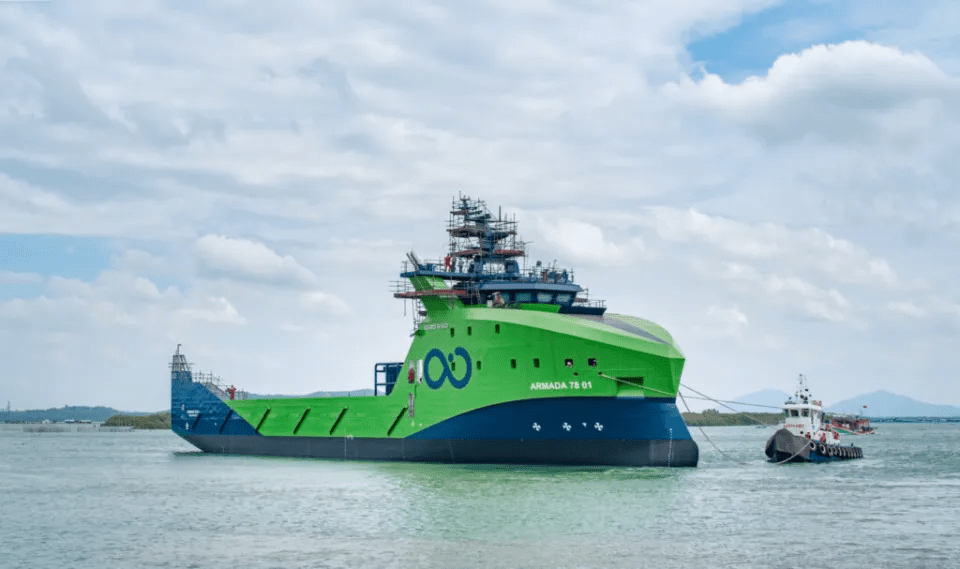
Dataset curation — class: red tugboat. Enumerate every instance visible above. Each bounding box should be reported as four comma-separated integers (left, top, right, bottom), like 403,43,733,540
826,413,876,435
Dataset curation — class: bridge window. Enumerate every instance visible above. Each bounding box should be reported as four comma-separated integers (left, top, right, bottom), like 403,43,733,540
588,358,597,367
537,292,553,303
790,409,799,417
533,358,540,368
556,293,572,303
515,292,532,303
801,409,809,417
564,358,573,367
511,359,517,369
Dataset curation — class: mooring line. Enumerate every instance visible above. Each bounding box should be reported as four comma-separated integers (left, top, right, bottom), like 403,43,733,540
676,390,747,466
596,372,798,466
679,383,776,428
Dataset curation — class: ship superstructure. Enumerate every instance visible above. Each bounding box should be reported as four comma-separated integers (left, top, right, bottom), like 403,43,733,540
171,196,699,467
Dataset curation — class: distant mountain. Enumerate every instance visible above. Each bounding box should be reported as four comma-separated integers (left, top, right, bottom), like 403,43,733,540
724,389,791,413
826,390,960,418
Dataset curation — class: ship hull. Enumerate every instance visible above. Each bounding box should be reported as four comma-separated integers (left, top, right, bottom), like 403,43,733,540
173,375,699,467
765,428,862,463
180,433,698,467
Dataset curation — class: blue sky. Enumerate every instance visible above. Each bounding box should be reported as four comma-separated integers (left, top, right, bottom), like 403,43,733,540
1,0,959,411
688,0,856,81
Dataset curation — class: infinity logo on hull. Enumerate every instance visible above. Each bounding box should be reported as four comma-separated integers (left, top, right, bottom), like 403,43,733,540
424,347,472,389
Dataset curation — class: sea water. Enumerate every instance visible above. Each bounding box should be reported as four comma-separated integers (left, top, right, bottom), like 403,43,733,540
1,424,957,569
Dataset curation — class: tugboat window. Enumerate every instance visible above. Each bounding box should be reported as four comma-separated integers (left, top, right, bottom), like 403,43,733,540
564,358,573,367
450,328,455,337
467,326,472,336
495,324,500,334
588,358,597,367
511,359,517,369
790,409,799,417
477,361,482,370
801,409,809,417
533,358,540,368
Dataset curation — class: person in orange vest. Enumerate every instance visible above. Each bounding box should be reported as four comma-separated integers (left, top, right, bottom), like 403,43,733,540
444,255,452,271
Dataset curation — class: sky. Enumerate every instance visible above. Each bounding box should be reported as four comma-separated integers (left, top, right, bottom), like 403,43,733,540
1,0,959,412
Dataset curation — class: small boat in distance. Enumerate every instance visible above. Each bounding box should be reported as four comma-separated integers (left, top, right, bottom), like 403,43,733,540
827,413,876,435
765,374,863,463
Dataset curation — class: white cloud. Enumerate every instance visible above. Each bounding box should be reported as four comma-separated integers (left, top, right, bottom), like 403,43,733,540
666,40,960,142
178,296,246,325
532,215,646,267
0,270,43,284
694,305,749,338
195,234,317,287
647,207,900,288
1,1,959,410
886,301,926,318
300,291,350,316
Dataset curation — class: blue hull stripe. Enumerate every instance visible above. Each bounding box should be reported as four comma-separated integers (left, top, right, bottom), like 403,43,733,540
409,396,693,441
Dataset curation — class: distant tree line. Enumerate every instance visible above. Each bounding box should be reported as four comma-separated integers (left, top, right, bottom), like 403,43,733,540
102,412,171,429
682,410,782,426
0,406,123,423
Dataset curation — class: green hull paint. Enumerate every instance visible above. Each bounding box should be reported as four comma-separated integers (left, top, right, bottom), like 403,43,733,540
227,305,684,439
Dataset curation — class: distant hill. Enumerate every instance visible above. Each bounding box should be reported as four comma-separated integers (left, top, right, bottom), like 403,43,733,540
827,390,960,418
722,388,960,418
0,406,141,423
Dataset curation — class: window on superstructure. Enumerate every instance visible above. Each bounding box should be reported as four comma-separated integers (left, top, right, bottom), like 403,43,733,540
467,326,472,336
477,361,482,371
801,409,809,417
790,409,799,417
533,358,540,368
564,358,573,367
588,358,597,367
450,328,455,338
511,359,517,369
495,324,500,334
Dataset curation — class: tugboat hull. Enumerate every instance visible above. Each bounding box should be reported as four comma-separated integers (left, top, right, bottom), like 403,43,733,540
765,428,862,463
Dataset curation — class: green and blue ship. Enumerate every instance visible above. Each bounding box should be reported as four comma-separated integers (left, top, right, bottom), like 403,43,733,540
171,196,699,466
